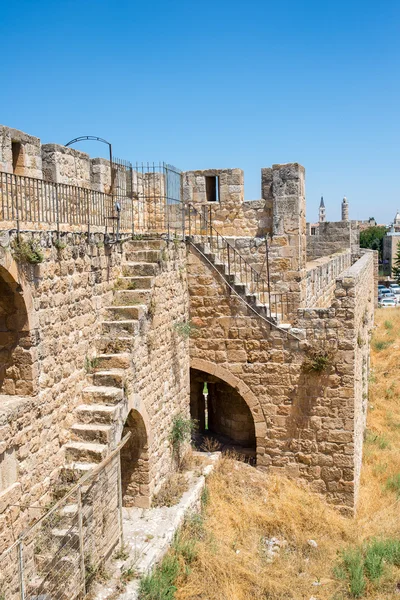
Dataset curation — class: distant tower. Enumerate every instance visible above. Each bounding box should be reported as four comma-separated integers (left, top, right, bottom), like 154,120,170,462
342,196,349,221
319,196,326,223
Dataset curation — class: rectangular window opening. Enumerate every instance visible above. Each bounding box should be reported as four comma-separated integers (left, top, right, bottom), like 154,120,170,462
205,175,219,203
11,141,22,174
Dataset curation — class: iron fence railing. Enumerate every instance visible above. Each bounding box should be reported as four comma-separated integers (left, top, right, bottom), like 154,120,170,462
0,171,134,235
0,433,130,600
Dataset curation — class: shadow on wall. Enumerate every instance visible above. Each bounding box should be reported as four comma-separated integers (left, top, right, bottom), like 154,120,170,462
120,409,150,508
0,266,34,396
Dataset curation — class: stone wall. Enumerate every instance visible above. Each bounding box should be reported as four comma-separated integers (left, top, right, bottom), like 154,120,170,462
307,221,360,260
304,250,352,308
188,245,375,514
0,126,42,178
0,232,190,551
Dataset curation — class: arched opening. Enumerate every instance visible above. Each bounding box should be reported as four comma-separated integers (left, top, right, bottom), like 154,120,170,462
0,267,33,396
190,368,256,463
120,409,150,508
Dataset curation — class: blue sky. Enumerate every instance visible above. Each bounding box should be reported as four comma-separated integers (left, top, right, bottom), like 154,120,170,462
1,0,399,224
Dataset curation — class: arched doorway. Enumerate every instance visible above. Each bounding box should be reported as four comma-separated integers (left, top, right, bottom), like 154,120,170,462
0,266,34,396
190,368,257,462
120,409,150,508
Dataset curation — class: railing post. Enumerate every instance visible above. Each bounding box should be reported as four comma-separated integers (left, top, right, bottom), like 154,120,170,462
77,486,86,595
182,199,186,241
17,538,25,600
117,455,124,549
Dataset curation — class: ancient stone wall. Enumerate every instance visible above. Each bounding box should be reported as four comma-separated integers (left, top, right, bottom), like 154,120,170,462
188,245,375,513
0,232,189,550
0,126,42,178
307,221,360,260
304,250,352,308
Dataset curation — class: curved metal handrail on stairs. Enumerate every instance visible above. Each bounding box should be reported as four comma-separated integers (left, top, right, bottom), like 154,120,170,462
176,201,292,325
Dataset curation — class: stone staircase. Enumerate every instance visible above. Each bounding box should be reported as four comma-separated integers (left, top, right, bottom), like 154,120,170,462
63,238,166,479
192,240,292,330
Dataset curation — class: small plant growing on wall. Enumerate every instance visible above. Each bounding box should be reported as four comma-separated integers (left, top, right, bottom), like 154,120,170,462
54,237,67,251
303,346,335,374
85,355,99,373
11,237,44,264
173,319,200,339
169,414,197,470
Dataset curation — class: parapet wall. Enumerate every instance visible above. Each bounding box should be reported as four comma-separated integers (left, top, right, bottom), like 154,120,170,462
305,250,353,308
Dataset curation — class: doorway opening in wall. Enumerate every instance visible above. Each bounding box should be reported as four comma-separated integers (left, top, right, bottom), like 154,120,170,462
11,141,23,175
120,409,150,508
190,368,256,464
205,175,219,203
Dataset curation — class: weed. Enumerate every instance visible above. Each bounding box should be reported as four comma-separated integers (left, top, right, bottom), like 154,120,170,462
148,298,157,320
200,436,222,453
121,564,137,583
114,278,137,291
357,333,364,348
173,533,197,564
12,237,44,264
173,320,200,339
85,355,99,373
170,415,197,468
365,430,390,449
303,347,335,373
385,473,400,497
138,554,179,600
114,544,130,561
372,339,393,351
384,319,393,330
201,484,209,509
54,237,66,251
152,473,188,507
341,548,366,598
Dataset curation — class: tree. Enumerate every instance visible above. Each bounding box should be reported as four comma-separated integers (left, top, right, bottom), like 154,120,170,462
359,226,387,259
392,241,400,284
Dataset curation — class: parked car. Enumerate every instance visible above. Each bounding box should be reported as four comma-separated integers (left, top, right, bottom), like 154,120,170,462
378,284,387,292
378,298,397,308
389,283,400,295
379,288,393,297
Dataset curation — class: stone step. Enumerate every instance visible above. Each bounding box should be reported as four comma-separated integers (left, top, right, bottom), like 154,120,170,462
92,369,125,389
64,441,107,464
101,320,139,336
117,276,153,290
124,249,161,262
124,239,166,250
122,262,158,277
62,462,97,482
51,527,80,546
82,385,123,405
97,353,131,370
105,305,147,321
98,336,134,354
114,289,152,304
76,403,119,424
71,423,113,444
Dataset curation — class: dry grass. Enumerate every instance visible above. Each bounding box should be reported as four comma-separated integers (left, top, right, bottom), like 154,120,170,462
152,473,188,508
170,308,400,600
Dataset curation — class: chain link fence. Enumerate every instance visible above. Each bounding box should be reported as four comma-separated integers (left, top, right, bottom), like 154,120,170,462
0,433,130,600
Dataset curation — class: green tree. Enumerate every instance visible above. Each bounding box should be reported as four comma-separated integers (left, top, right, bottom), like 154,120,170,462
392,241,400,284
359,226,387,259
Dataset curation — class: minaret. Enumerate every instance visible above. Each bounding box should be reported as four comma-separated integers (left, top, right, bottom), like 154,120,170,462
342,196,349,221
319,196,326,223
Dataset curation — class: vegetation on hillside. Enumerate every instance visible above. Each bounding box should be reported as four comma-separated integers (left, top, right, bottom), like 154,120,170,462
140,308,400,600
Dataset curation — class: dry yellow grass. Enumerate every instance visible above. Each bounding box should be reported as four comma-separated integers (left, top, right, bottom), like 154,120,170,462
173,308,400,600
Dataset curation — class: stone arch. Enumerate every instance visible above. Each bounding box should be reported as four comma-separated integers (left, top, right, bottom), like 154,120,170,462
0,262,36,396
190,358,267,461
120,408,150,509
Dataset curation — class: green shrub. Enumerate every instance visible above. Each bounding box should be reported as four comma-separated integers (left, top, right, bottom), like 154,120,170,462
169,415,197,469
384,320,393,330
303,348,334,373
12,238,44,264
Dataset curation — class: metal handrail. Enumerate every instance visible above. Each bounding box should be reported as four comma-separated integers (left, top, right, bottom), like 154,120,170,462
184,201,290,321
